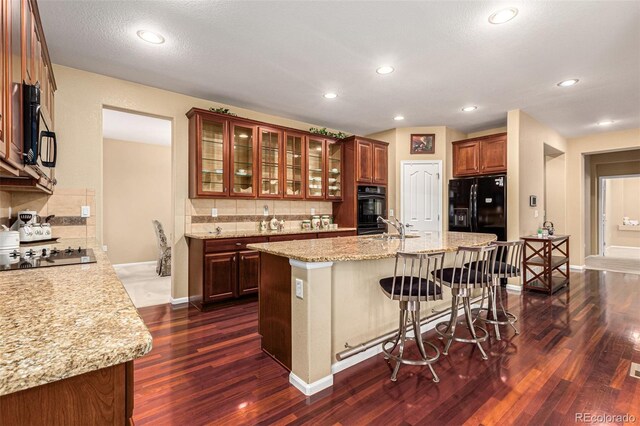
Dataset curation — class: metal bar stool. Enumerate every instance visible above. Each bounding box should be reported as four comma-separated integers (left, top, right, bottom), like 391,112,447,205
470,240,523,340
433,245,497,360
379,251,446,382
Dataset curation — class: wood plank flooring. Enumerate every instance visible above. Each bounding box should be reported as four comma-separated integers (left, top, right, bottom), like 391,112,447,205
133,270,640,425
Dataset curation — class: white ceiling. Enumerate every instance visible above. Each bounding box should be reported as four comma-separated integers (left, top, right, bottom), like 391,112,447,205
40,1,640,137
102,108,171,146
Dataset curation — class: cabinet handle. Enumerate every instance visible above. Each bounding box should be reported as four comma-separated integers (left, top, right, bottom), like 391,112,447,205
235,242,241,246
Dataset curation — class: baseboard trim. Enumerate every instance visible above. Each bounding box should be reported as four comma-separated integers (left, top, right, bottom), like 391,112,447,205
570,264,585,271
289,372,333,396
506,284,522,292
112,260,156,268
170,296,188,305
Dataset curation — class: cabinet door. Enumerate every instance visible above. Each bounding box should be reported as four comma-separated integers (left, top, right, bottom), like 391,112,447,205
306,137,325,199
230,121,257,197
198,116,228,196
326,141,342,200
258,126,282,198
238,250,260,295
283,132,305,199
22,0,33,84
5,0,22,167
372,143,387,185
203,252,237,302
356,140,373,183
452,141,480,177
0,1,5,158
480,134,507,174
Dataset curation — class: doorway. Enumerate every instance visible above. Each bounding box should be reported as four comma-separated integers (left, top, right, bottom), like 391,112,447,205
102,107,173,307
598,175,640,258
400,161,442,233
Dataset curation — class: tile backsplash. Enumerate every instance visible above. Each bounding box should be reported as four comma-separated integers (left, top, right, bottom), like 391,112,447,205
185,199,334,234
0,188,96,238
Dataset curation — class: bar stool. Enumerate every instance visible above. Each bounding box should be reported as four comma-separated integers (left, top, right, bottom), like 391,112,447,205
469,240,523,340
433,245,497,360
379,251,446,382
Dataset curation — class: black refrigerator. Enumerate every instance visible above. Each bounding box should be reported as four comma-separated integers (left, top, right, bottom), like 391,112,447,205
448,175,506,241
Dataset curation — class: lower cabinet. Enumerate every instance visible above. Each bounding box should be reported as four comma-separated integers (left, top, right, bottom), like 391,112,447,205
188,230,356,310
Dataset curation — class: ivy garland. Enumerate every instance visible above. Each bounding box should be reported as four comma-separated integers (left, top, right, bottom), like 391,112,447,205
309,127,349,139
209,107,237,116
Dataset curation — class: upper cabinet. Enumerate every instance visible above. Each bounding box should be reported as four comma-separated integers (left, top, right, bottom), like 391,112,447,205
0,1,5,159
258,126,282,198
355,138,387,185
452,133,507,177
188,108,347,200
306,136,325,199
372,143,387,185
283,131,305,199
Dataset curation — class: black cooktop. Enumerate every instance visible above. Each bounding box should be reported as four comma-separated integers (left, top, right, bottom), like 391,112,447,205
0,247,97,271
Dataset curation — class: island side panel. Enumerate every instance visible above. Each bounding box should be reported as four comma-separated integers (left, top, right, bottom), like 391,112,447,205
259,253,292,370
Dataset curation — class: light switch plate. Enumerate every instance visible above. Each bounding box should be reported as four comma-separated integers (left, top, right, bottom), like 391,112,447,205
102,245,108,252
390,208,394,217
295,278,304,299
534,210,539,218
81,206,90,218
310,208,316,215
211,208,218,217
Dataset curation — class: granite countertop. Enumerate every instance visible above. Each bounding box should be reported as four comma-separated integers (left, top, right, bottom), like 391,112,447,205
0,238,152,396
185,227,357,240
247,231,497,262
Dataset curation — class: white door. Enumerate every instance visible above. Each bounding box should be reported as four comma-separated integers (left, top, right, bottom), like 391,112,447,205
401,161,442,233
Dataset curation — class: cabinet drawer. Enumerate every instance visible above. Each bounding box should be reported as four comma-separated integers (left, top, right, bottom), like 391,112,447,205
268,233,316,242
205,237,268,253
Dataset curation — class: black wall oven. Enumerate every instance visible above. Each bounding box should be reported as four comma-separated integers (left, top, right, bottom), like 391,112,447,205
357,186,387,235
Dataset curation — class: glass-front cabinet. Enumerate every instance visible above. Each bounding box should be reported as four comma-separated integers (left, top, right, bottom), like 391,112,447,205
197,116,228,196
284,132,305,199
306,137,325,199
326,141,342,200
258,127,282,197
230,122,257,197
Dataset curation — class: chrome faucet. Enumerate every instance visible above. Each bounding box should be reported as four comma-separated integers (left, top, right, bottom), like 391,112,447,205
377,216,412,240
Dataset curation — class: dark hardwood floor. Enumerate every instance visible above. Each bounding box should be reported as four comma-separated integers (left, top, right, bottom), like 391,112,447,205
134,270,640,425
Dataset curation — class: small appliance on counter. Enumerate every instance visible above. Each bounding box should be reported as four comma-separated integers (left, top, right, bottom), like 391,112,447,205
0,245,97,271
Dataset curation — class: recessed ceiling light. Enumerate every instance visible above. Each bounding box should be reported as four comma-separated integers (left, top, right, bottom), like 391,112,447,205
136,30,165,44
376,66,395,75
462,106,478,112
393,115,405,121
488,8,518,24
323,93,338,99
597,120,615,126
557,79,579,87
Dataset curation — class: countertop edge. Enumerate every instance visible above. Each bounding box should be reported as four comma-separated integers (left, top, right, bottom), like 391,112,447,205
185,228,357,240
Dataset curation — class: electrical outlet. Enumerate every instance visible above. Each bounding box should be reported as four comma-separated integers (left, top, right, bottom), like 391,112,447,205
81,206,90,218
211,208,218,217
310,208,316,215
263,205,269,216
389,208,394,217
534,210,539,218
295,278,304,299
102,245,108,252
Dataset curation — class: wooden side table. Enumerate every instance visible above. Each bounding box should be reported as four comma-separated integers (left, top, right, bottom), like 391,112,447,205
521,235,570,294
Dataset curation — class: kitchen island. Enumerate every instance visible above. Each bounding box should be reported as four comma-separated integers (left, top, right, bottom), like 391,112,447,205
247,231,496,395
0,238,152,425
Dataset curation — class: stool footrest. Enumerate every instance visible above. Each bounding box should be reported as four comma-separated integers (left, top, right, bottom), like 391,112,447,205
435,321,489,344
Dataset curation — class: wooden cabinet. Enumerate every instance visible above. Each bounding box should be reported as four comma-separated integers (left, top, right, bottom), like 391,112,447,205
326,140,342,200
0,1,5,160
192,114,228,196
306,136,325,199
356,140,373,182
372,143,387,184
452,133,507,177
258,126,282,198
238,250,260,295
203,251,237,302
283,131,305,199
188,230,356,310
230,121,257,197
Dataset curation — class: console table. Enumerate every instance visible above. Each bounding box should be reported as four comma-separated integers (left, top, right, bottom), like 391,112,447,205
522,235,570,294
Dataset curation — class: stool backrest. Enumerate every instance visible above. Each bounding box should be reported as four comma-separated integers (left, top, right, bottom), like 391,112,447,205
490,240,523,279
451,245,497,289
391,251,446,301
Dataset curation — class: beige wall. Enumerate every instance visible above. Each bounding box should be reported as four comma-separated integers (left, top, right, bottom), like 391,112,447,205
566,128,640,264
53,64,343,299
605,177,640,249
544,153,567,234
103,138,172,264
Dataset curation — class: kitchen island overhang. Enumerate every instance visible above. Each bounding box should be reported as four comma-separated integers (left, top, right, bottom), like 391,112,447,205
248,231,497,396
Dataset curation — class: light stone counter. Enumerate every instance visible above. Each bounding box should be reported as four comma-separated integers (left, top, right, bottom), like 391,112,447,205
185,227,357,240
0,238,152,396
247,231,496,262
